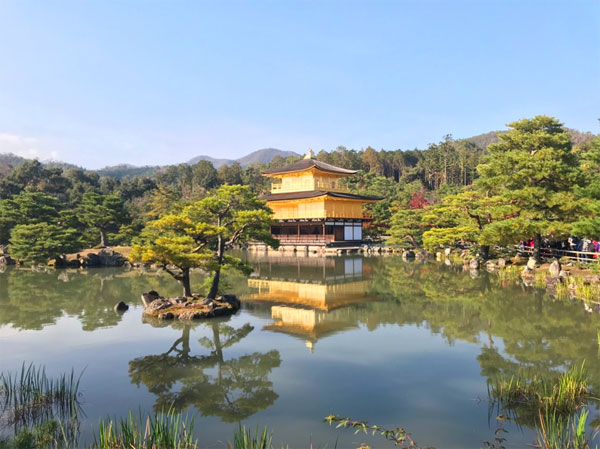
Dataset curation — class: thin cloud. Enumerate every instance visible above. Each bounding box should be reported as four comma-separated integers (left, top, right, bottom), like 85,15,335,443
0,133,60,161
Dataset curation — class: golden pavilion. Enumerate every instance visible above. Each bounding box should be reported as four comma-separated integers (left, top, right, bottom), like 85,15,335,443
259,150,381,246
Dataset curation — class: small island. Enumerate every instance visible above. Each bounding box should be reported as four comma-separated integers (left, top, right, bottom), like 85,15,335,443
141,290,241,320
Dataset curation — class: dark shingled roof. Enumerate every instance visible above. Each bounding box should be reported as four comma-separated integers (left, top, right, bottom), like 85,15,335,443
259,190,382,202
261,158,358,175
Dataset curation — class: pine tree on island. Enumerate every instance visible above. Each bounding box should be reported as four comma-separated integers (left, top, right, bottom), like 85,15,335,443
131,185,279,298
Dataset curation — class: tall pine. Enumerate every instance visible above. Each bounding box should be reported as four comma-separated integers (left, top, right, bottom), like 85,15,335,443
476,116,586,261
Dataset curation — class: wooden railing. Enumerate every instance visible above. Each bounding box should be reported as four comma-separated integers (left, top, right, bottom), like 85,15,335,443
275,235,335,243
518,246,599,262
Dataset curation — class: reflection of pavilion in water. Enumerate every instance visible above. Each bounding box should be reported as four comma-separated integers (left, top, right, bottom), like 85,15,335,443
242,254,377,351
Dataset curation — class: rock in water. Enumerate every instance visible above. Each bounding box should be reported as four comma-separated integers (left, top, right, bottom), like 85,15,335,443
402,250,415,261
469,258,480,270
114,301,129,312
415,251,428,261
549,260,561,276
444,248,452,256
219,295,241,308
497,258,506,268
141,290,162,307
0,256,15,265
526,257,537,271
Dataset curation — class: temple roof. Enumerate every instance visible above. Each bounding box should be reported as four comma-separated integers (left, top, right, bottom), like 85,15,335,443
261,157,358,176
258,190,382,202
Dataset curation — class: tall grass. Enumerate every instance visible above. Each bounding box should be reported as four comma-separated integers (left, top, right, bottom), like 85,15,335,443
488,364,590,416
0,419,78,449
228,425,272,449
555,277,600,303
497,265,521,283
535,271,547,288
0,363,82,428
93,408,197,449
536,408,597,449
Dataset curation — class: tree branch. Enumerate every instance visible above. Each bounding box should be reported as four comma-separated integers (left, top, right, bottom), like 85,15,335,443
225,224,249,247
162,263,182,280
191,243,207,253
464,206,483,231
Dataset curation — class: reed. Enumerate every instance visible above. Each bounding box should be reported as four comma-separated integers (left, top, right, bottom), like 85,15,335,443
555,277,600,303
93,408,197,449
0,419,77,449
228,425,272,449
0,363,81,427
488,364,589,416
535,408,596,449
497,265,521,283
535,271,547,288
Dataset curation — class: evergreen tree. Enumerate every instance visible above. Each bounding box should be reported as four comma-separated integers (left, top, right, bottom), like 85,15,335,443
131,185,278,297
572,135,600,237
192,160,219,190
0,192,61,244
77,192,128,247
476,116,586,261
9,223,80,263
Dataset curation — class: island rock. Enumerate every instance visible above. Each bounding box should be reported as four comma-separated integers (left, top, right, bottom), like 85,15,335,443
141,291,240,321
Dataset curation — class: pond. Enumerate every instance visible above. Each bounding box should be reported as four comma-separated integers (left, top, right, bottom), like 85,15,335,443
1,252,599,448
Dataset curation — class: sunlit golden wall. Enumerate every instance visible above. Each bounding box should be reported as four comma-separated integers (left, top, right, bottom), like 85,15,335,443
267,197,367,220
270,170,347,194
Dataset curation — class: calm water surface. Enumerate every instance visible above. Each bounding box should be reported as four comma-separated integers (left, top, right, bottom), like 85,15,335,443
1,253,599,448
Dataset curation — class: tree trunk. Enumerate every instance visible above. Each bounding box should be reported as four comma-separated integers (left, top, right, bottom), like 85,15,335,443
100,229,107,247
404,234,421,249
207,234,225,300
481,245,490,261
181,267,191,297
207,268,221,299
212,323,223,385
533,233,542,263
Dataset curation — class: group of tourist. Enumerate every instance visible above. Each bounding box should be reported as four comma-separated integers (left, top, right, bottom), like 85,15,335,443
520,237,600,260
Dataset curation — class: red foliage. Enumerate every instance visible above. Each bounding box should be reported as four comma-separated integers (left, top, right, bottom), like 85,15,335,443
409,190,429,209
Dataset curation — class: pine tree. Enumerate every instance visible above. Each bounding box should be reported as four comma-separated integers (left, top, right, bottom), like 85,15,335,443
77,193,128,247
476,116,586,261
131,185,278,297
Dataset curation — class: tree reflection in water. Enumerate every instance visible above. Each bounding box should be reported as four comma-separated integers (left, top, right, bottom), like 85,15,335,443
129,319,281,422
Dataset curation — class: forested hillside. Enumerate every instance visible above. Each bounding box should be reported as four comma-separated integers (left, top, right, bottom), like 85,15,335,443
0,119,597,263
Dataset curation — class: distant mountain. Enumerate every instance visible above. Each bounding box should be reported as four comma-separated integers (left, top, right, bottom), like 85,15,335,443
461,128,596,150
187,148,300,168
186,155,233,169
0,153,27,167
235,148,301,167
95,164,162,180
459,131,502,149
0,152,80,171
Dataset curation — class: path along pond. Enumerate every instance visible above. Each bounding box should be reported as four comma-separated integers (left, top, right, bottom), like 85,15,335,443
1,252,599,448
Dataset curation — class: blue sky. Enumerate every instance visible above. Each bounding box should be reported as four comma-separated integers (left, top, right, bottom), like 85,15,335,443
0,0,598,169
